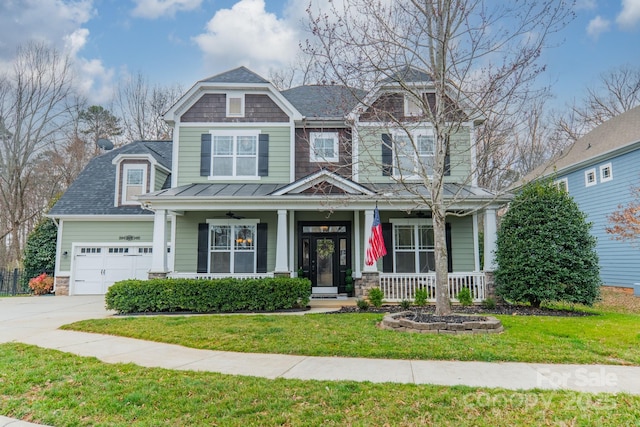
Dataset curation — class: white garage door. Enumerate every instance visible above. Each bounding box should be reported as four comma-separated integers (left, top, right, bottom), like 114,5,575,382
73,246,153,295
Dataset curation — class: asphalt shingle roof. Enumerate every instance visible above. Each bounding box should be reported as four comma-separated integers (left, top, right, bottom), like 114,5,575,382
281,85,365,119
200,66,269,84
49,140,172,216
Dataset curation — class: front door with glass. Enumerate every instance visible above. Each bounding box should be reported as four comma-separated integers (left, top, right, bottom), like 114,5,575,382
298,223,350,294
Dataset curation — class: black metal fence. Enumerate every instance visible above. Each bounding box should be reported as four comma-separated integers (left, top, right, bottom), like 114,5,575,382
0,268,32,296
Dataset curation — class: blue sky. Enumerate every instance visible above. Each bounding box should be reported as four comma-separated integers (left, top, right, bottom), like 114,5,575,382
1,0,638,109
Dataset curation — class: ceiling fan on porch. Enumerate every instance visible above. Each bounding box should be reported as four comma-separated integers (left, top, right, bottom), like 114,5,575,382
225,211,245,220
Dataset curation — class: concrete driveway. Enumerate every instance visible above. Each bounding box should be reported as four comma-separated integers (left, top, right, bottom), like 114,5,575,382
0,295,111,344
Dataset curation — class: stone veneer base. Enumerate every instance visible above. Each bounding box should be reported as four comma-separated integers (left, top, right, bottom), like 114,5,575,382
379,311,504,334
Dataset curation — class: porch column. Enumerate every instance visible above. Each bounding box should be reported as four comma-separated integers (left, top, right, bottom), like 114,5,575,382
274,209,289,273
150,208,168,274
483,208,498,271
362,209,377,272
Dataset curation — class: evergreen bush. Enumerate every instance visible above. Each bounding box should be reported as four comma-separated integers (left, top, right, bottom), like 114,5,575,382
105,277,312,314
495,180,601,307
22,218,57,287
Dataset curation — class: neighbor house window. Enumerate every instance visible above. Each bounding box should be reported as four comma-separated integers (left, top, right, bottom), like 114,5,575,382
210,131,258,177
585,168,597,187
310,132,339,162
122,164,147,204
392,222,435,273
226,94,244,117
600,163,613,182
393,131,435,178
208,223,256,273
554,178,569,192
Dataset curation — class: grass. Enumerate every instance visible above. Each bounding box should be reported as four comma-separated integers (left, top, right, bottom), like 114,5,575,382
63,304,640,366
1,342,639,427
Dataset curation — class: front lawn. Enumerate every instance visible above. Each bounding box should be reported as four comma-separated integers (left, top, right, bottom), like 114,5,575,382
1,343,638,427
63,289,640,365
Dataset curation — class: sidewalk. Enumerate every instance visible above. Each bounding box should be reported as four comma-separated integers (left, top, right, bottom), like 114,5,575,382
2,295,640,426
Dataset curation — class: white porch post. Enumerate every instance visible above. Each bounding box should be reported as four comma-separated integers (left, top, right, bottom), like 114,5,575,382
483,208,498,271
362,209,377,272
275,209,289,273
150,209,168,274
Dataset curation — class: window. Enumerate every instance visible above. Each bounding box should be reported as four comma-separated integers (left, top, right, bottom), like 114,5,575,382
554,178,569,192
310,132,339,162
404,94,423,116
226,94,244,117
122,164,147,204
209,223,256,273
585,168,597,187
393,132,435,178
600,163,613,183
210,131,258,177
393,223,435,273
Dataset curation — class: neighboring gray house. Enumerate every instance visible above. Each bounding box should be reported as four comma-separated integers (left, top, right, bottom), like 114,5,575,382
49,66,507,299
522,105,640,289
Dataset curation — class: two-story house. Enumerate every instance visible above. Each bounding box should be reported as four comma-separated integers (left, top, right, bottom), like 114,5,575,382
521,105,640,292
49,66,507,300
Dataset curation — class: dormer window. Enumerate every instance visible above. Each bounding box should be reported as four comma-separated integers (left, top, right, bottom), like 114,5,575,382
310,132,339,162
122,163,148,205
226,94,244,117
404,94,423,116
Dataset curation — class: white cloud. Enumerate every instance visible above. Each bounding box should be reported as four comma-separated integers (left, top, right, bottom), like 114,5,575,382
617,0,640,29
575,0,597,10
586,15,611,39
131,0,202,19
193,0,299,76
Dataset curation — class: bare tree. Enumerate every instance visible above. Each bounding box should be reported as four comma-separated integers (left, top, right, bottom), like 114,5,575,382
556,64,640,142
606,184,640,246
307,0,573,315
0,42,77,265
115,72,183,141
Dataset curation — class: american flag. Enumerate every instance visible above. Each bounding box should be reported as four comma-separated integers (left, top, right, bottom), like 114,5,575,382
365,206,387,266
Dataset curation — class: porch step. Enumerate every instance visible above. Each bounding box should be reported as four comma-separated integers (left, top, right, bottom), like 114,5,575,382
310,293,349,300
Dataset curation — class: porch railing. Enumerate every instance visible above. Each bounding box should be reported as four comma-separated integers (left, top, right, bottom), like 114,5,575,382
168,273,275,280
379,272,486,302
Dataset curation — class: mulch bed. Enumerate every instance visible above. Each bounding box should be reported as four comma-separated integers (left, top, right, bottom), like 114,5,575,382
329,304,596,317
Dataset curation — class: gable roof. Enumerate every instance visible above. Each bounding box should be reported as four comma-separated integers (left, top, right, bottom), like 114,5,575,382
271,169,375,196
521,105,640,184
281,85,365,119
381,66,432,84
200,66,269,84
48,140,172,217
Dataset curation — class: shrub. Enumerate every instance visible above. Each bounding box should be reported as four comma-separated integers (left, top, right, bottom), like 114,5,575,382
28,273,54,295
495,180,601,307
457,287,473,306
414,288,428,307
356,298,370,311
22,217,57,289
482,298,497,309
368,287,384,307
399,299,411,310
105,277,312,314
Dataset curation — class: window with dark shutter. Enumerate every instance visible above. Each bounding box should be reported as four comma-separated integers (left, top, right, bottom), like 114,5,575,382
256,223,268,273
197,223,209,273
258,134,269,177
200,134,212,177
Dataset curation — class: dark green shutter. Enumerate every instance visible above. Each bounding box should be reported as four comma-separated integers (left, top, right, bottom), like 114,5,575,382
381,134,393,176
256,223,268,273
200,134,211,176
444,136,451,176
382,222,393,272
445,222,453,273
258,134,269,177
197,223,208,273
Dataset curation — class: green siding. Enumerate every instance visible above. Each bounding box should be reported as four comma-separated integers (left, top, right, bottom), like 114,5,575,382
173,211,278,272
177,126,291,186
357,126,472,184
154,168,169,191
59,220,154,271
449,215,476,271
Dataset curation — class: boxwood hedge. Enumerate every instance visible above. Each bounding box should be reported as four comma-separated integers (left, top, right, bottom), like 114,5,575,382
105,277,312,314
